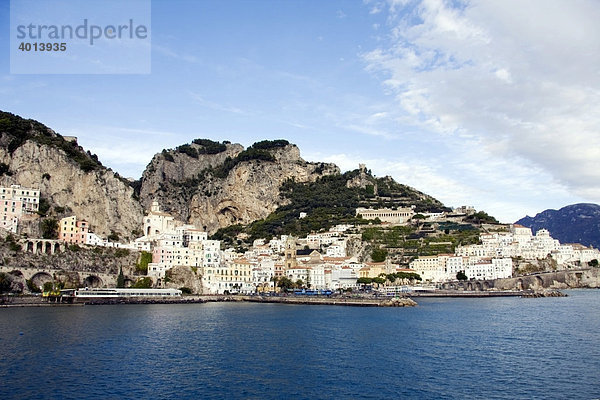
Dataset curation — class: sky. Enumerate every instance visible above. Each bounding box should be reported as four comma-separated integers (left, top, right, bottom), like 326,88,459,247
1,0,599,223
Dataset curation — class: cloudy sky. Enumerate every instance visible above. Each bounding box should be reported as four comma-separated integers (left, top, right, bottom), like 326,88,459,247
1,0,598,223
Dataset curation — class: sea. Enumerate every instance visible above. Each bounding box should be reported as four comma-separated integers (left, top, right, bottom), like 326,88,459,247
1,290,599,399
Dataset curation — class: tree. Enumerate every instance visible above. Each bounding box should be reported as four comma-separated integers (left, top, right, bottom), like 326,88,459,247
116,268,125,288
0,273,12,293
371,247,388,262
357,277,373,284
589,259,598,267
180,287,193,295
456,271,468,281
132,277,153,288
41,218,58,239
107,231,120,242
295,279,304,289
277,276,294,291
372,277,386,286
26,279,41,293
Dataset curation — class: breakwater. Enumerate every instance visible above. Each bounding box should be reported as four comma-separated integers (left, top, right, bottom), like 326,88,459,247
2,289,568,308
1,294,417,307
241,295,417,307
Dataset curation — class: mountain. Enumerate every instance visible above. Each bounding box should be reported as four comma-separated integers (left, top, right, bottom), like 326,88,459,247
516,203,600,248
0,111,143,238
139,139,340,234
139,139,451,238
218,166,450,244
1,111,453,240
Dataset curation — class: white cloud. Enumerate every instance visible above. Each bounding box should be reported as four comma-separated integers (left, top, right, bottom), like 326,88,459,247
362,0,600,209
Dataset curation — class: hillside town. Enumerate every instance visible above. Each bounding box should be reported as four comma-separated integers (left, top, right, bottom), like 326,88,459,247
4,183,598,295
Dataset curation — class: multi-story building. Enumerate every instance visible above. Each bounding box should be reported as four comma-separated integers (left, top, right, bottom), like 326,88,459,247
410,254,512,282
410,256,448,282
0,184,40,232
59,216,89,244
202,258,254,294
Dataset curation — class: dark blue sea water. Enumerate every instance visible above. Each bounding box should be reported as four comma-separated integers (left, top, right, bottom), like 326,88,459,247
1,290,599,399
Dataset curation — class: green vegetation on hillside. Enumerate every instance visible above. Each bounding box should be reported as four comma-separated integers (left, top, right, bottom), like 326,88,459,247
192,138,227,154
204,140,287,179
243,173,370,242
173,140,290,191
250,139,289,150
213,168,450,246
132,277,153,288
136,251,152,274
363,176,448,213
0,111,103,172
176,144,199,158
464,211,499,225
167,139,228,161
361,224,480,257
40,218,58,239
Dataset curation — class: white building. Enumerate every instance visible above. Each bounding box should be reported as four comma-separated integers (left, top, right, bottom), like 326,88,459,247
356,207,415,224
464,258,513,281
143,200,181,237
410,254,512,282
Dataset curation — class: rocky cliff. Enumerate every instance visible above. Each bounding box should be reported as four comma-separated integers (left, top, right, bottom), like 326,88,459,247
139,140,340,233
0,111,143,238
0,111,449,240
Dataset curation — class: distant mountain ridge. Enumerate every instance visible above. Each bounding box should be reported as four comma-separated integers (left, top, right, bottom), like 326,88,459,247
516,203,600,249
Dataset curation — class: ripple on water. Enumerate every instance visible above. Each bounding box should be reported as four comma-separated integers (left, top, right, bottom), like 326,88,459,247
0,291,599,399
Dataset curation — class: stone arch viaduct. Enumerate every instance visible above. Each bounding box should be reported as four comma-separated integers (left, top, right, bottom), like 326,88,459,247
0,265,117,289
19,239,66,255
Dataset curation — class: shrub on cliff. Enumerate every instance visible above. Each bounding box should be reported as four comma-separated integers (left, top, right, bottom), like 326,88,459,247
176,144,198,158
41,218,58,239
250,139,289,150
192,139,227,154
132,277,153,288
0,273,11,293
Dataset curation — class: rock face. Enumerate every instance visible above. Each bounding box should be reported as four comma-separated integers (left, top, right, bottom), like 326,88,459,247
163,265,204,294
490,268,600,290
139,142,244,219
0,140,143,238
140,142,339,233
516,203,600,248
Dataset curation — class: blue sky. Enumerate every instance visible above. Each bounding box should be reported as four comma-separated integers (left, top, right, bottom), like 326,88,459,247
2,0,599,223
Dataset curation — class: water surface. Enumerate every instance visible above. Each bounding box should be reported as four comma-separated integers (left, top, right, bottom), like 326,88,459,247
1,290,599,399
